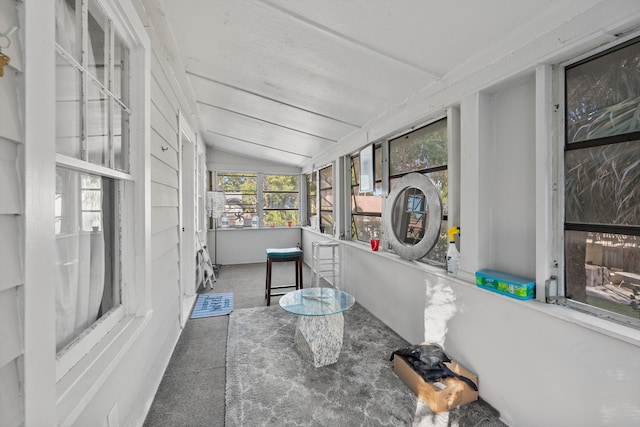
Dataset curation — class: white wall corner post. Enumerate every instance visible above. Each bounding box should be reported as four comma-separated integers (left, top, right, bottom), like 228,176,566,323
535,65,554,302
23,1,57,425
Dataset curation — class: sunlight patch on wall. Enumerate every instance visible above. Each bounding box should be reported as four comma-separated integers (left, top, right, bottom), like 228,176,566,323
423,277,457,347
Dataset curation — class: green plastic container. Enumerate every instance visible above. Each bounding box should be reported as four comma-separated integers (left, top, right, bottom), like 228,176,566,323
475,269,535,300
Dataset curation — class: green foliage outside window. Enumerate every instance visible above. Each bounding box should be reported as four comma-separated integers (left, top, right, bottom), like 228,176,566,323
263,174,299,226
215,172,300,227
389,119,447,176
564,37,640,322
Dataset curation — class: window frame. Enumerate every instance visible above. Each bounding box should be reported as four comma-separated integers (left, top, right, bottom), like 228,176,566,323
53,0,142,378
557,34,640,329
215,171,301,227
303,165,334,234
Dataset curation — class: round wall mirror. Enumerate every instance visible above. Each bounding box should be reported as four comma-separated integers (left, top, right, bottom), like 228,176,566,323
383,173,442,260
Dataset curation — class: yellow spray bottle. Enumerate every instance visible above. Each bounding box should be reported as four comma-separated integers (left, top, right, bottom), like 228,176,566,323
446,226,460,276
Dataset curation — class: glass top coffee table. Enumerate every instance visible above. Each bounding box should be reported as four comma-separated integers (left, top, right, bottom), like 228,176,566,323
279,288,355,367
279,287,354,316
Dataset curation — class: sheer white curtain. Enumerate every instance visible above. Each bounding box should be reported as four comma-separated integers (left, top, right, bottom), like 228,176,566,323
55,0,108,352
55,169,106,351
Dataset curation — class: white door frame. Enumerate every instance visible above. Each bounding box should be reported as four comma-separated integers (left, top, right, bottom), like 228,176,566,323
178,112,198,327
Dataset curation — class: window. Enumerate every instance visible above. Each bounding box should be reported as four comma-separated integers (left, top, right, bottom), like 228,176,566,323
263,174,299,226
319,165,334,233
306,171,317,227
348,119,449,266
350,145,382,241
54,0,132,353
216,172,257,227
563,37,640,325
215,172,300,227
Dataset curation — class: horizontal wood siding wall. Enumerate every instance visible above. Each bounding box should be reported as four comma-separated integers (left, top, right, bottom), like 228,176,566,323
149,49,181,330
0,2,24,424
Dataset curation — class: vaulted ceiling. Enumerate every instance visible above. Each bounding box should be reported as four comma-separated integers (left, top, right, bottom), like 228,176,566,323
149,0,567,167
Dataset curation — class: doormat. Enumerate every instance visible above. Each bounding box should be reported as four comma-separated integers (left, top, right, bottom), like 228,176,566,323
191,292,234,318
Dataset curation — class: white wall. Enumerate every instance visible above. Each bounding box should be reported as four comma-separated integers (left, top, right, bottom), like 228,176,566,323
484,77,537,277
214,227,301,265
466,77,537,278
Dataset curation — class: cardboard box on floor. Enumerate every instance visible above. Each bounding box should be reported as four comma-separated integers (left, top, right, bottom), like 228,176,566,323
394,354,478,413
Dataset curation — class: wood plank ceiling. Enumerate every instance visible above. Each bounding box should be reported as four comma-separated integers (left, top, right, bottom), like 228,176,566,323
153,0,566,167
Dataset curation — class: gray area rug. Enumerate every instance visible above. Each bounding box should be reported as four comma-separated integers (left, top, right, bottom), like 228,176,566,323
225,303,506,426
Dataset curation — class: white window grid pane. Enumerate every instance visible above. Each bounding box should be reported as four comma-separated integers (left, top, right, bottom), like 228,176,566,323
55,0,130,173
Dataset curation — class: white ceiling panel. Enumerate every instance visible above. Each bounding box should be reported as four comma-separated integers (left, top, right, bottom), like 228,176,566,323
259,0,567,77
198,103,335,157
151,0,591,167
204,132,311,166
175,2,436,123
189,74,359,142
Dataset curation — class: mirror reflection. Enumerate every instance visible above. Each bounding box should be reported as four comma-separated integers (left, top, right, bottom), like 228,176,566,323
392,187,428,245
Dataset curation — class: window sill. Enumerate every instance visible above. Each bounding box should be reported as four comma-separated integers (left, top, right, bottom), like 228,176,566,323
341,237,448,275
56,313,151,426
214,225,301,231
462,282,640,347
524,298,640,347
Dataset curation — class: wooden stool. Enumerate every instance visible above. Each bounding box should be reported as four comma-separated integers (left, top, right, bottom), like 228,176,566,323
265,247,303,306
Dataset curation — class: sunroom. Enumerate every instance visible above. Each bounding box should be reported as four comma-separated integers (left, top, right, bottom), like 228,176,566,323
2,1,640,426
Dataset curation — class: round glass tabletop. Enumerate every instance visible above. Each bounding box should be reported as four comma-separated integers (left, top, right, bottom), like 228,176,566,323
279,288,355,316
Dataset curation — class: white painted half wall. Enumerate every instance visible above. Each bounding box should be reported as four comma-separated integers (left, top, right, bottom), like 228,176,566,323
212,227,302,265
303,229,640,427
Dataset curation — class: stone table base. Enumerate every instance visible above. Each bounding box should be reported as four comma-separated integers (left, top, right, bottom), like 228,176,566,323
294,313,344,367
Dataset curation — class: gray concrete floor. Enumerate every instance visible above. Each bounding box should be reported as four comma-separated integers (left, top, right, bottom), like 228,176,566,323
143,262,313,427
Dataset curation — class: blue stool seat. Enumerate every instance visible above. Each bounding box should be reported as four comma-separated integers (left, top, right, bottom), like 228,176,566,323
265,247,303,306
